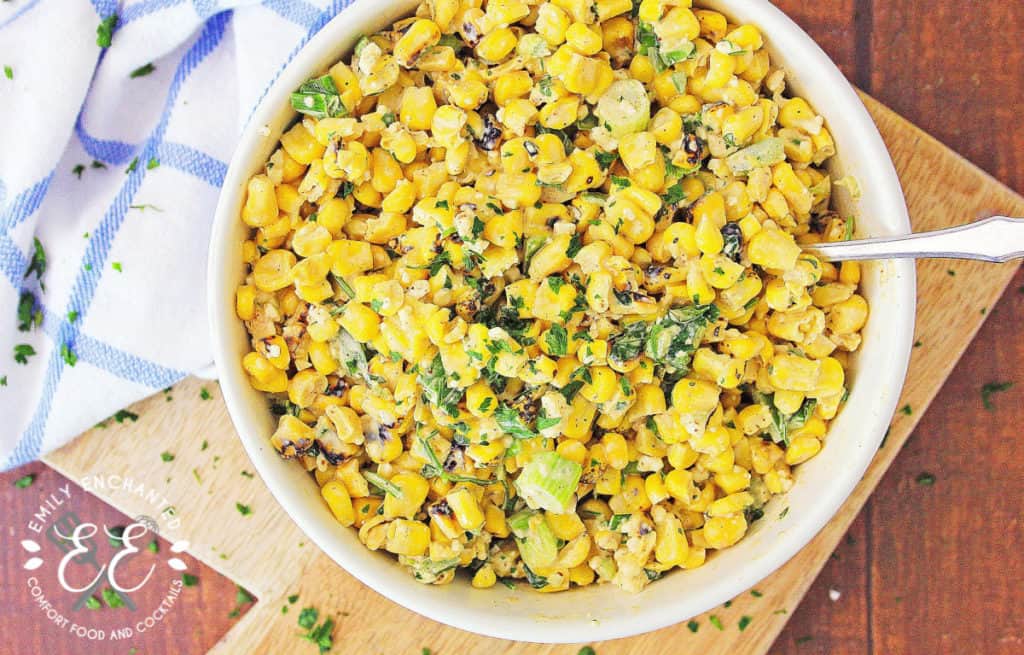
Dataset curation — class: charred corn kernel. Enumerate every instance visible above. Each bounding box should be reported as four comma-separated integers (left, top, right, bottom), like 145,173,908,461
446,487,485,531
477,28,517,62
385,519,430,556
253,249,297,292
484,504,509,537
785,436,822,465
235,285,256,320
280,121,324,165
242,174,278,227
472,565,497,588
394,19,441,68
703,514,747,549
339,302,381,342
748,228,801,270
383,472,430,519
779,97,823,135
536,3,570,45
539,95,581,130
828,294,869,334
566,22,603,55
321,480,355,526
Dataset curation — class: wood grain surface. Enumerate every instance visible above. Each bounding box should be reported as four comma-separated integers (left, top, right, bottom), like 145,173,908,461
2,2,1022,654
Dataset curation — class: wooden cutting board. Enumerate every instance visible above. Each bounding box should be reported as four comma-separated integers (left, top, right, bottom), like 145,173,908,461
43,95,1024,655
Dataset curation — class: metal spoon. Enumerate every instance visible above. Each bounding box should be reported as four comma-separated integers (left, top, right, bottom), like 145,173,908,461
805,216,1024,263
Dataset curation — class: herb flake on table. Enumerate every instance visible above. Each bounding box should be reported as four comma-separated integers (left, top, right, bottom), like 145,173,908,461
17,291,40,332
130,63,155,78
3,65,11,80
26,238,46,281
107,525,125,548
14,344,35,365
147,541,158,553
297,606,335,653
146,157,160,170
101,587,125,608
0,376,7,386
899,404,912,416
751,589,763,597
228,585,255,618
709,614,724,630
687,620,699,633
200,387,212,400
738,615,752,631
182,573,198,587
578,648,596,655
126,157,139,173
96,14,118,48
160,452,174,462
980,381,1013,410
85,596,101,610
61,343,77,367
67,310,79,323
72,164,85,179
112,262,123,272
13,474,35,488
915,472,936,486
91,160,107,169
236,502,252,516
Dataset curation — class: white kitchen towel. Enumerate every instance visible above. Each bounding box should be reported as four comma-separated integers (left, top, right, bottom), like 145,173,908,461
0,0,354,468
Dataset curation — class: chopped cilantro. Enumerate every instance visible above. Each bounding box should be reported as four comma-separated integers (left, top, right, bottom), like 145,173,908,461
72,164,86,179
85,596,101,610
182,573,198,587
236,502,252,516
130,63,155,78
160,452,175,462
13,474,35,488
67,310,79,323
146,157,159,170
96,14,118,48
709,615,723,630
545,324,568,356
594,150,618,170
200,387,212,400
126,156,139,173
915,472,935,486
687,620,699,633
578,648,596,655
147,541,158,553
112,261,123,272
981,381,1013,410
899,404,912,416
61,343,77,367
17,291,40,332
101,587,125,608
26,237,47,281
3,65,11,80
14,344,35,365
114,409,138,423
738,616,752,631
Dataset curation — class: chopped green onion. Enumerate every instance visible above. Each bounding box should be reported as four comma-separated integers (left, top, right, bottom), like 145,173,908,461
514,451,582,514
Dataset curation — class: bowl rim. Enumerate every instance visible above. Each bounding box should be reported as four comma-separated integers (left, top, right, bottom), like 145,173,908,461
208,0,916,643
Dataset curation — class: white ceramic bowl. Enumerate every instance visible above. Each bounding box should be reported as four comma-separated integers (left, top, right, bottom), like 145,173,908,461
209,0,915,643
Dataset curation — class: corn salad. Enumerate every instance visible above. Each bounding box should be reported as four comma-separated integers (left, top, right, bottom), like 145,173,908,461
236,0,868,593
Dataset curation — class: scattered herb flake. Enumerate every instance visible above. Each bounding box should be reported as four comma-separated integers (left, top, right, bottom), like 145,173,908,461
3,65,11,80
578,648,596,655
738,616,752,631
236,502,252,516
68,310,79,323
114,409,138,423
112,262,123,272
126,157,139,173
26,238,46,281
96,14,118,48
980,381,1013,410
899,404,912,416
687,620,699,633
101,587,125,608
85,596,101,610
751,589,763,598
130,63,155,78
14,344,36,365
146,157,160,170
61,343,77,367
199,387,212,400
161,452,174,462
182,573,198,587
709,615,724,631
13,474,35,488
915,472,936,486
147,540,158,553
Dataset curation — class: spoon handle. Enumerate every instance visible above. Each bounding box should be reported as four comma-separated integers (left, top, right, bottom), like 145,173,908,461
805,216,1024,263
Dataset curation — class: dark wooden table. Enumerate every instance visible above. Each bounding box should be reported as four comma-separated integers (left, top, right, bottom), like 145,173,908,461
2,2,1022,653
